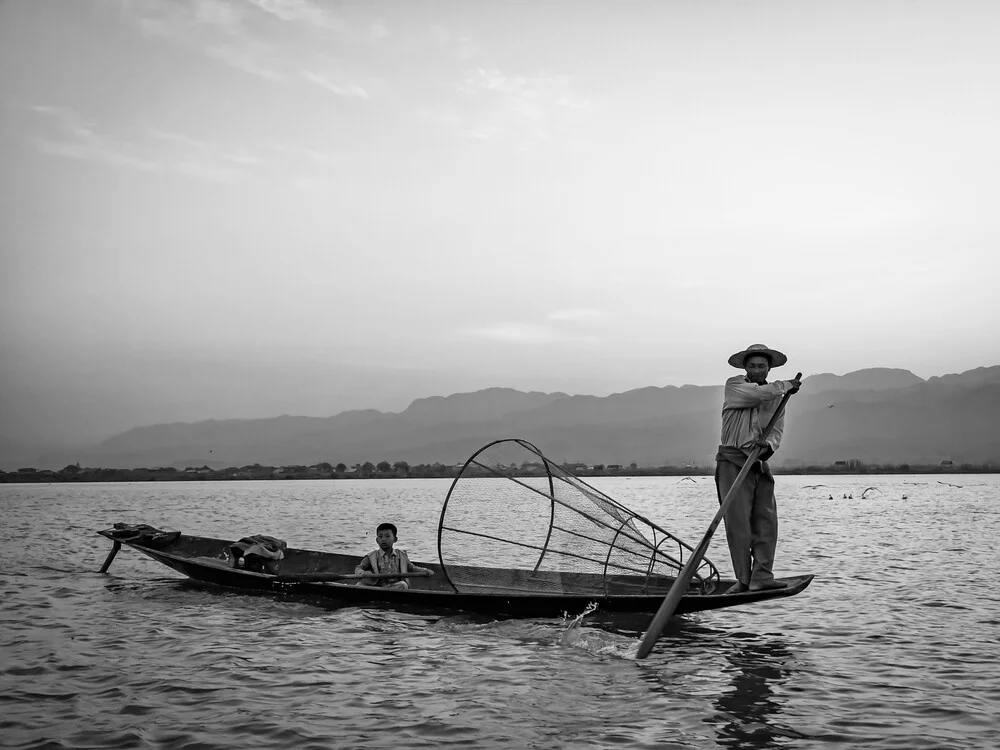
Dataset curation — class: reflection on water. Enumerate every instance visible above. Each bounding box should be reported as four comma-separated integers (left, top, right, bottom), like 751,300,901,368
626,619,808,749
712,636,799,749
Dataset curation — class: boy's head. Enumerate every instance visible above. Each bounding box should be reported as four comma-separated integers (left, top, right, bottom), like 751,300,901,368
376,522,398,551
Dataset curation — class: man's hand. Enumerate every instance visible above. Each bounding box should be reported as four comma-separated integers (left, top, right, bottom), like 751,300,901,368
754,439,775,462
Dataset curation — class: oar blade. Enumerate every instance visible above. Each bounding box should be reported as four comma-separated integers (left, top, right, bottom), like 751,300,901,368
635,578,688,658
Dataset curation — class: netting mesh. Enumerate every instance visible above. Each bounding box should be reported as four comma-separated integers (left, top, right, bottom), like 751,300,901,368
437,439,719,595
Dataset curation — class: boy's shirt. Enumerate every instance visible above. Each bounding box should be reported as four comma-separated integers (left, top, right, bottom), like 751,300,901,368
372,547,402,575
357,547,410,576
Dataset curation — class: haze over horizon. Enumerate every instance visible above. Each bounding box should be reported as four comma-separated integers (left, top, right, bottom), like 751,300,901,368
2,1,999,449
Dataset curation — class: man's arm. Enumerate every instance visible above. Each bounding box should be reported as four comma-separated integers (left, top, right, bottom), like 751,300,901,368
753,374,800,456
724,376,792,409
755,411,785,459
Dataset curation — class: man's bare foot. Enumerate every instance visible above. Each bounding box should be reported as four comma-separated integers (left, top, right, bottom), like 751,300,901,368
723,582,749,594
749,579,786,591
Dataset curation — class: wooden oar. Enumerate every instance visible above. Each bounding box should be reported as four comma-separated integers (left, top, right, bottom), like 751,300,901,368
274,571,433,584
635,372,801,659
99,540,122,573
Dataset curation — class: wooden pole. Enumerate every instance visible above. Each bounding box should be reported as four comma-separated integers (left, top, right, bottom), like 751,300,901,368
635,373,801,659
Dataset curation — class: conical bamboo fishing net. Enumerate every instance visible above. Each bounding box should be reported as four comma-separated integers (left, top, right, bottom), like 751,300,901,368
437,439,720,596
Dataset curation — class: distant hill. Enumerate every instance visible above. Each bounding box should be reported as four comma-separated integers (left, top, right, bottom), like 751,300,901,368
400,388,569,425
801,367,924,393
11,366,1000,471
926,365,1000,388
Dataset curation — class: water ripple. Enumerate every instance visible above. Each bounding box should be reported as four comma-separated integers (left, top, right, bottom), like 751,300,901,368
2,477,999,749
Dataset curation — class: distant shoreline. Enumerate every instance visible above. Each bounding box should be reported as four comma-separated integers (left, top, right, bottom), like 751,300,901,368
2,462,996,483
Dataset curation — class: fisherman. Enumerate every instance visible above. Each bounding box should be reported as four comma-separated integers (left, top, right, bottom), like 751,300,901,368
354,522,433,590
716,344,802,594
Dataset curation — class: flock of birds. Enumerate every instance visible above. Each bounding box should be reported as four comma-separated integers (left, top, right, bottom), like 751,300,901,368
801,479,965,500
677,477,969,501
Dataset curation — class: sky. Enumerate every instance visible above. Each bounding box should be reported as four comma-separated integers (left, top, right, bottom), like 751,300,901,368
1,0,999,449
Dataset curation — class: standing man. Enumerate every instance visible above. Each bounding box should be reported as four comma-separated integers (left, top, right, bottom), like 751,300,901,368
716,344,802,594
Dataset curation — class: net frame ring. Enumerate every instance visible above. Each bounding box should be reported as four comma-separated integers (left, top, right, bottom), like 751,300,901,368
437,438,554,594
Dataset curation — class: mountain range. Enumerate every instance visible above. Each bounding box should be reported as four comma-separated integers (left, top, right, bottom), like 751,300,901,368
6,366,1000,471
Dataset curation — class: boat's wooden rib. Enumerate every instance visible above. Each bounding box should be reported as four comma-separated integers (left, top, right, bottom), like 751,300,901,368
97,529,813,619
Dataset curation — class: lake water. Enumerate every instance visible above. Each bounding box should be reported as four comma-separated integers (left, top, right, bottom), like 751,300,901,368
2,475,998,749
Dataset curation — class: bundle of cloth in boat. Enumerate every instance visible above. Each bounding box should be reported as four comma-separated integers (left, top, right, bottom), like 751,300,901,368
227,535,287,573
109,523,181,548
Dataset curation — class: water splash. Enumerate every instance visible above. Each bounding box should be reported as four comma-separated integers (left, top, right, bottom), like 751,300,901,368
561,601,599,630
558,601,598,648
557,603,638,658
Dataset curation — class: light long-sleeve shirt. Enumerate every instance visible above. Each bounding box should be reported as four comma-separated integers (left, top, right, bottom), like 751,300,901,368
355,547,409,577
720,375,795,454
354,547,432,584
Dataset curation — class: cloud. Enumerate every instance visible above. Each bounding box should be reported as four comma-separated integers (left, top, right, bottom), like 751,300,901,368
33,137,156,171
155,131,261,163
174,160,243,182
207,43,283,81
268,142,340,168
152,129,264,181
438,67,593,145
26,101,342,186
119,0,285,81
464,307,610,344
460,68,591,113
124,0,245,38
30,104,157,171
301,70,369,99
464,323,600,345
456,36,478,61
247,0,386,41
119,0,384,86
152,128,344,184
26,109,265,182
247,0,343,28
191,0,245,30
426,24,478,60
547,309,609,323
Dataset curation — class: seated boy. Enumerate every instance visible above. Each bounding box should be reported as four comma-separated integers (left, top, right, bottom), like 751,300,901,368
354,522,433,590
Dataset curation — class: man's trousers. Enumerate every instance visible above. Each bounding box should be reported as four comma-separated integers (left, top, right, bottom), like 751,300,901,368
714,456,779,586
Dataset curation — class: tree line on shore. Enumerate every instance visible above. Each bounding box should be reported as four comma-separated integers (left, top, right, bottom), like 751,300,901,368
2,459,994,483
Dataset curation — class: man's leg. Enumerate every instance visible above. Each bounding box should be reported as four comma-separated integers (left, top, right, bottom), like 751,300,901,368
715,460,756,593
748,471,781,590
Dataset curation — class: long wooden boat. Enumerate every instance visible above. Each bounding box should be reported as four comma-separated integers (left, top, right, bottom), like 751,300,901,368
96,528,813,619
96,438,815,624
